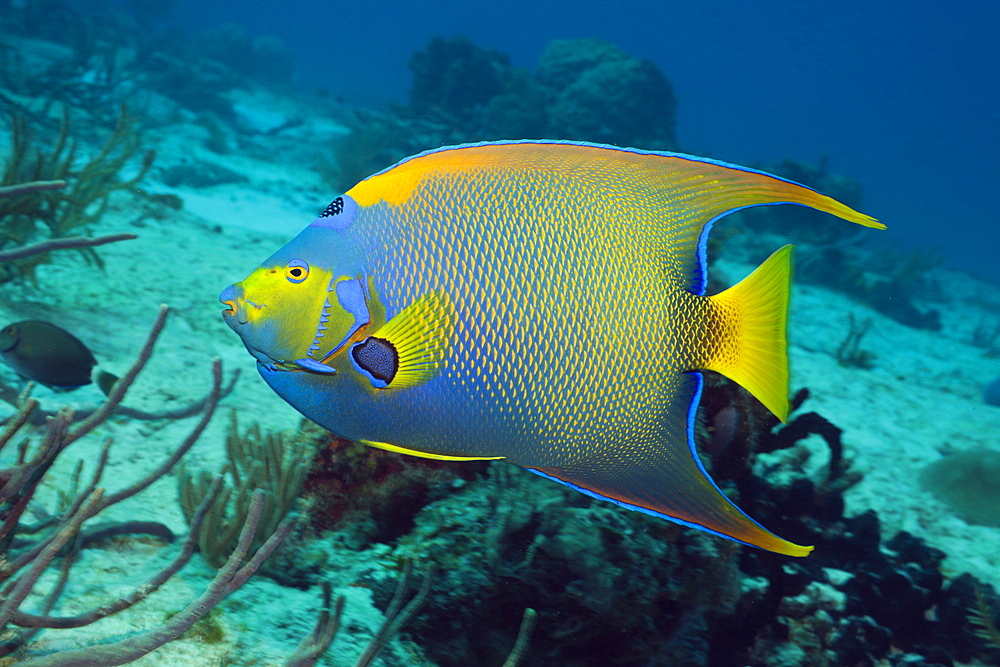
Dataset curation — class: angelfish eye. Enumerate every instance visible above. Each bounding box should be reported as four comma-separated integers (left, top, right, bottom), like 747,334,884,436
285,260,309,283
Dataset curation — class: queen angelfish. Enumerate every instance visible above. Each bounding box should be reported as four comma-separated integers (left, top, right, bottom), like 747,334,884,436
220,141,883,556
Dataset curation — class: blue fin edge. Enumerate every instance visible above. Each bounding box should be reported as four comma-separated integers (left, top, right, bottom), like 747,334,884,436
526,372,781,553
360,139,820,192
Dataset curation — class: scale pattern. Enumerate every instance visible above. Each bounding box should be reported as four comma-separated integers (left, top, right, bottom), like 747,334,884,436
345,144,722,468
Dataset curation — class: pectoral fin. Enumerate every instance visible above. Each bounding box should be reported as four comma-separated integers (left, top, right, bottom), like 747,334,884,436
351,290,455,389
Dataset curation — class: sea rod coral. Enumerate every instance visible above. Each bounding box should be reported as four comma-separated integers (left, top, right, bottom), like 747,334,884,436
0,306,295,666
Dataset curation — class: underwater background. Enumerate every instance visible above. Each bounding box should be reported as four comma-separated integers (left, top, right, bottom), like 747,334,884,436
1,0,999,665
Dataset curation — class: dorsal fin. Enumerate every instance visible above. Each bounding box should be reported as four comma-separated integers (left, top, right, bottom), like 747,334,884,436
346,140,882,294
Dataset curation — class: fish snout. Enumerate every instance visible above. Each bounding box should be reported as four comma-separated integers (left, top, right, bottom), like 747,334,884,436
219,284,249,325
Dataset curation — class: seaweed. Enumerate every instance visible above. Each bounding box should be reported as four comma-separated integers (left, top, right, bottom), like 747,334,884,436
969,584,1000,651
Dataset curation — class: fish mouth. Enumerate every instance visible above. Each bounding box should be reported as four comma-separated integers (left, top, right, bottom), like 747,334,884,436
219,284,240,320
217,280,340,375
218,284,265,325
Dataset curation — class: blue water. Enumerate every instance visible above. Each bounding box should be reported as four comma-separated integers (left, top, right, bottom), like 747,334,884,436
172,0,1000,285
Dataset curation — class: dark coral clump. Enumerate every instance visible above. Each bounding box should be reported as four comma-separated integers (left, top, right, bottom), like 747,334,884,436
537,38,677,149
301,435,484,543
390,467,741,667
737,506,1000,666
409,37,514,124
326,35,680,193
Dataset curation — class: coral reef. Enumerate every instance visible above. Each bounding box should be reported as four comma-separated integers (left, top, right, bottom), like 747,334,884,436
275,376,1000,666
325,36,679,193
391,467,741,666
537,38,677,149
409,37,512,123
742,516,1000,666
301,436,478,542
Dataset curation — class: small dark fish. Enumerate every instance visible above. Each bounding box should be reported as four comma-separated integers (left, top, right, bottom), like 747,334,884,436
0,320,117,393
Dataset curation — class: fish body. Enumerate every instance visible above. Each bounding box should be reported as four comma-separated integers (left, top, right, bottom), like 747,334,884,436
0,320,98,389
220,141,883,556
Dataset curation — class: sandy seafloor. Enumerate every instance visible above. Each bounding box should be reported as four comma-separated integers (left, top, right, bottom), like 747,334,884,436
1,84,999,666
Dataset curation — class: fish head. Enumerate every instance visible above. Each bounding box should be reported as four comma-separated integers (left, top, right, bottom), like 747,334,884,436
0,323,19,353
220,196,371,374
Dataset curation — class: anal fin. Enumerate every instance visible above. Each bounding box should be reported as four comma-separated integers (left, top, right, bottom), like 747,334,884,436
525,373,812,557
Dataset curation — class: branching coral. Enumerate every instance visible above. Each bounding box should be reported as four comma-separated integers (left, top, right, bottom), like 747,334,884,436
835,313,877,369
0,108,151,282
281,561,536,667
0,306,294,664
0,366,240,427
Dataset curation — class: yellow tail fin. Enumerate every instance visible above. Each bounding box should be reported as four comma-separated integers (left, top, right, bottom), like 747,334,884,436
705,245,794,422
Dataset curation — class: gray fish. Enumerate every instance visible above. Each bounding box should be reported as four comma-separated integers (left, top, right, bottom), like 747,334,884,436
0,320,117,393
